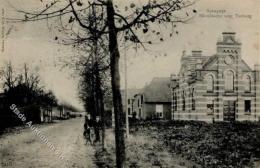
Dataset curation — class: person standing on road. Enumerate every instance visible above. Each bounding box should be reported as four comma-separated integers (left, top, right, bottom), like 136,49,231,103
84,114,91,143
94,116,101,143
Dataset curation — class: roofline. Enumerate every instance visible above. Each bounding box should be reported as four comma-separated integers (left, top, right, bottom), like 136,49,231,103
222,32,236,34
144,101,171,104
217,42,241,45
241,59,252,71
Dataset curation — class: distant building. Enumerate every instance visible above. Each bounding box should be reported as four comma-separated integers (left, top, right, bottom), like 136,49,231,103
133,77,172,120
52,105,68,119
121,88,141,118
40,105,70,122
171,32,260,122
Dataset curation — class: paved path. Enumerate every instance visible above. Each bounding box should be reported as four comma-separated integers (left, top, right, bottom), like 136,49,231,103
0,118,96,168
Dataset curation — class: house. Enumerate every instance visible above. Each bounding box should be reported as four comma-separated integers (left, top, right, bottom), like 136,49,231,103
41,104,72,122
171,32,260,122
121,88,141,118
52,105,69,119
133,77,172,120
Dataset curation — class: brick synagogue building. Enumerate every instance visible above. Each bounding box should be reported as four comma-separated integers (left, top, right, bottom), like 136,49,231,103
171,32,260,122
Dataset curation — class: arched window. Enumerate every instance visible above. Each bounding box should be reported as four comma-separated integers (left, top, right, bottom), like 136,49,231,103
191,88,195,110
182,91,185,111
244,75,251,92
206,74,214,92
225,70,234,91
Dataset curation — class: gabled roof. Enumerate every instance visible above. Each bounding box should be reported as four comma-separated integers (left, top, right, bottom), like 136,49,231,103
202,55,217,69
202,55,252,71
143,77,171,103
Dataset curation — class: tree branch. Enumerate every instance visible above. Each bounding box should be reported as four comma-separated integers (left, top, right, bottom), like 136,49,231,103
116,0,195,32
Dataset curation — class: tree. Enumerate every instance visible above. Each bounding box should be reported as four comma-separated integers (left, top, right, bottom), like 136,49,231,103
2,61,17,90
1,61,56,107
9,0,196,167
78,38,110,150
17,63,41,105
1,61,58,125
79,61,108,149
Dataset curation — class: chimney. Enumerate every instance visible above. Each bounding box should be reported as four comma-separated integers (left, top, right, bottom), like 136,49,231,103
170,74,178,88
192,50,202,57
182,50,186,57
196,60,203,80
196,59,203,69
171,74,178,81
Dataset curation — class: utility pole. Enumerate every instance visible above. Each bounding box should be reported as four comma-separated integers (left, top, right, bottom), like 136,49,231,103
124,46,129,138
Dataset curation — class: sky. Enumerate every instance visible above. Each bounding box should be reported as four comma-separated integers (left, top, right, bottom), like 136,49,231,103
0,0,259,110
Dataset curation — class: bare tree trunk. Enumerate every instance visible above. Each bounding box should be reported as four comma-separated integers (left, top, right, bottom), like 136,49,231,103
106,0,126,167
94,61,106,150
99,89,106,150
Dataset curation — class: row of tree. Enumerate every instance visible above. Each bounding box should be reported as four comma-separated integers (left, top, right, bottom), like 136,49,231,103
0,62,57,127
77,28,111,150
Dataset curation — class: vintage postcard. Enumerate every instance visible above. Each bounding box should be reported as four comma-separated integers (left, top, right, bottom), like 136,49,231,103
0,0,260,168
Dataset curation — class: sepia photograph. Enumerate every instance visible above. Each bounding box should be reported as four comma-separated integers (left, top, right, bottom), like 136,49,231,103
0,0,260,167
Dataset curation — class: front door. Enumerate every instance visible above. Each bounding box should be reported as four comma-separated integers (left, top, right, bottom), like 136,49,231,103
223,101,236,122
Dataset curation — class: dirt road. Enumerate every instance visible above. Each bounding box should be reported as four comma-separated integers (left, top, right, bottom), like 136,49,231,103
0,118,96,168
